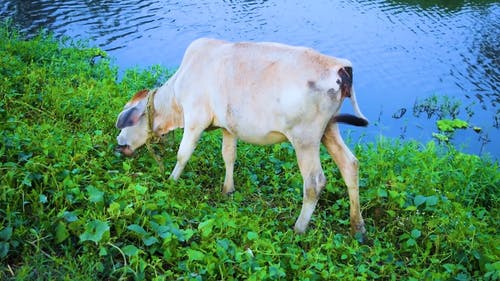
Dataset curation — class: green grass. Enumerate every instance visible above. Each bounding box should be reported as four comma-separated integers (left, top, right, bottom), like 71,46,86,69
1,22,499,280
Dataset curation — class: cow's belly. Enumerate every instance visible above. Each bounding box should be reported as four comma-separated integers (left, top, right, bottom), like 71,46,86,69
236,130,288,145
211,91,319,145
216,112,289,145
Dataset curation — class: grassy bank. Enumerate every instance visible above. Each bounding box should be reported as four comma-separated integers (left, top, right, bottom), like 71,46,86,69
1,23,499,280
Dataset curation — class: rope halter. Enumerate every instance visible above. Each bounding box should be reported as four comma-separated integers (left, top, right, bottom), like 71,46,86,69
145,88,165,174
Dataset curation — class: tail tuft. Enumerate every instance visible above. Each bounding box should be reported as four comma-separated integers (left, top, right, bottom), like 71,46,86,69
333,114,369,127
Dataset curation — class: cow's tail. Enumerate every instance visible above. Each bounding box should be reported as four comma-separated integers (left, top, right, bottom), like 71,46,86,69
333,113,368,126
333,67,369,127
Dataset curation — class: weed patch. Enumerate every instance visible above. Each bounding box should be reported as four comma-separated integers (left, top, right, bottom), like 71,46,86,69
1,22,499,280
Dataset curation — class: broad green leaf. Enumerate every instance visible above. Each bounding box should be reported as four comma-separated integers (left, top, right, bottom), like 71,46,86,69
86,185,104,203
217,238,230,250
485,262,500,272
99,246,108,256
79,220,109,243
143,236,159,246
269,265,286,278
198,219,215,237
156,225,171,239
123,161,131,172
455,273,469,281
0,227,13,241
169,226,185,242
377,188,388,198
156,224,186,242
443,263,456,273
425,195,438,206
406,238,416,247
411,229,421,239
133,184,147,195
0,242,9,258
127,224,148,236
122,244,139,256
247,231,259,241
182,229,195,241
405,205,417,211
55,222,69,243
471,249,481,260
62,211,78,222
187,249,205,261
107,202,120,216
414,195,427,207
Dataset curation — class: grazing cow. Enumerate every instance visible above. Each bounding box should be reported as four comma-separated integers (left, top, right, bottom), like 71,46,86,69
115,38,368,236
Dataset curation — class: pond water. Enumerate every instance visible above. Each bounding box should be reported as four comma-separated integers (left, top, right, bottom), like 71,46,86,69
2,0,499,159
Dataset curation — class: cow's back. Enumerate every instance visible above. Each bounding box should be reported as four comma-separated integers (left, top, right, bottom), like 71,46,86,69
173,38,350,144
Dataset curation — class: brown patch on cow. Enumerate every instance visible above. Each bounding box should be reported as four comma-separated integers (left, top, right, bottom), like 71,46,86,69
338,67,352,98
158,119,175,136
260,61,279,87
327,88,336,96
304,50,336,76
130,89,149,103
307,80,319,91
156,96,184,135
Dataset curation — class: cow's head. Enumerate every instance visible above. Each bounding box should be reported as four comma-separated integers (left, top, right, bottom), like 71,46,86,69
115,89,153,156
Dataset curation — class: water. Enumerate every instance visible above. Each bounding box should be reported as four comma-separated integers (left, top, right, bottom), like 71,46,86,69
2,0,499,159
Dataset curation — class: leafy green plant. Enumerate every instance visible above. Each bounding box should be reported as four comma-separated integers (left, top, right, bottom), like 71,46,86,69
1,22,499,280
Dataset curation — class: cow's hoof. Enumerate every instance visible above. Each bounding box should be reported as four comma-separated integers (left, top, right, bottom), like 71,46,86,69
350,223,369,244
222,185,235,196
353,231,369,244
222,190,235,196
293,223,307,234
352,228,372,245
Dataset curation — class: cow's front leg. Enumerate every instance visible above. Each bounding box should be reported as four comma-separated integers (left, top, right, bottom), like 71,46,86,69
222,129,237,194
322,121,366,237
169,126,204,180
292,141,326,233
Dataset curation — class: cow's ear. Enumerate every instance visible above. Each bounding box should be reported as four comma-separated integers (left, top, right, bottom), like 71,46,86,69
116,104,146,129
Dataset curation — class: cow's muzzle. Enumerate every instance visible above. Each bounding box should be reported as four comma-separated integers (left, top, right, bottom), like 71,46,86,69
116,144,135,157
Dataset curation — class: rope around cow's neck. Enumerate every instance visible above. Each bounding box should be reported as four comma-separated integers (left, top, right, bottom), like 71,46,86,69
145,88,165,174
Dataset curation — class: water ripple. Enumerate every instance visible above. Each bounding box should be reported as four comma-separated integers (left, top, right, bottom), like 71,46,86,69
1,0,499,157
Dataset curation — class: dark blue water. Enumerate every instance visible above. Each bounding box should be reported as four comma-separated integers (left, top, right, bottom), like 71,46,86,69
2,0,499,158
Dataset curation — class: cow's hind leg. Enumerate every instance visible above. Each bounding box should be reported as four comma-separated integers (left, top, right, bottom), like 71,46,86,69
292,141,326,233
322,121,366,237
222,129,237,194
169,126,205,180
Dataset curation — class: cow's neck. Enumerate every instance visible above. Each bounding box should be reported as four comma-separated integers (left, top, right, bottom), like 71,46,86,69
154,82,184,135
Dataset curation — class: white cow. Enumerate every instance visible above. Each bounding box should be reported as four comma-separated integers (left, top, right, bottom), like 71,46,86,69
115,38,368,236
